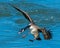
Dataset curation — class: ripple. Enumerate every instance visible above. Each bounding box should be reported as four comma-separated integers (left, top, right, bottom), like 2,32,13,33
15,19,26,24
0,2,60,48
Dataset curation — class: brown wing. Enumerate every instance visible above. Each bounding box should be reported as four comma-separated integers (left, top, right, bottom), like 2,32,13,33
38,28,52,40
9,3,34,23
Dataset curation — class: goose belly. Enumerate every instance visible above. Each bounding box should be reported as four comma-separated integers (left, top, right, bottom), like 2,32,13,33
31,29,38,34
30,26,38,34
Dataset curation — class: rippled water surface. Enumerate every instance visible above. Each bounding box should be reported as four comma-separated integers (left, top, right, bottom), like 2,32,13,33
0,0,60,48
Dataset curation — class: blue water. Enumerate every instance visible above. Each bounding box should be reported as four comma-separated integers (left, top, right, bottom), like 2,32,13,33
0,0,60,48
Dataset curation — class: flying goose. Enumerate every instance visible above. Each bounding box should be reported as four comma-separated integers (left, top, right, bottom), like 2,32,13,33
9,4,52,42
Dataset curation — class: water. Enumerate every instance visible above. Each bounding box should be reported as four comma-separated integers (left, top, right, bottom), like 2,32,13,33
0,0,60,48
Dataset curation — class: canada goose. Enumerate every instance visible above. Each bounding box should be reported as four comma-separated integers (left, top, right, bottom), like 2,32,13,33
9,4,52,42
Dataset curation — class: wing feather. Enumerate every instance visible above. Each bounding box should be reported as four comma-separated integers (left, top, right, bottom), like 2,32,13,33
9,3,34,23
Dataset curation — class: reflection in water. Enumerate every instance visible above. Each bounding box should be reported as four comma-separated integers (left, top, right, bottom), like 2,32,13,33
0,1,60,48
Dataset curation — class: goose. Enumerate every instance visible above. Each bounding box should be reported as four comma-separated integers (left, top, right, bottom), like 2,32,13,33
9,4,52,42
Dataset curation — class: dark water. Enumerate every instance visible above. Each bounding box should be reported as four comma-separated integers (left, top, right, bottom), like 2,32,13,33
0,0,60,48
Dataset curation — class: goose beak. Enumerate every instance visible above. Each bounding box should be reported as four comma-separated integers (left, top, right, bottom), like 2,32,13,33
18,28,25,34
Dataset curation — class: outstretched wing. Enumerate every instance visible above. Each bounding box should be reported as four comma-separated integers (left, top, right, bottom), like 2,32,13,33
9,3,34,23
38,28,52,40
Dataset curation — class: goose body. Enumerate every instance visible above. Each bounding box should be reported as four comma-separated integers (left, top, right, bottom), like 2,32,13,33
29,23,41,40
9,4,52,41
29,24,38,34
30,25,39,40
